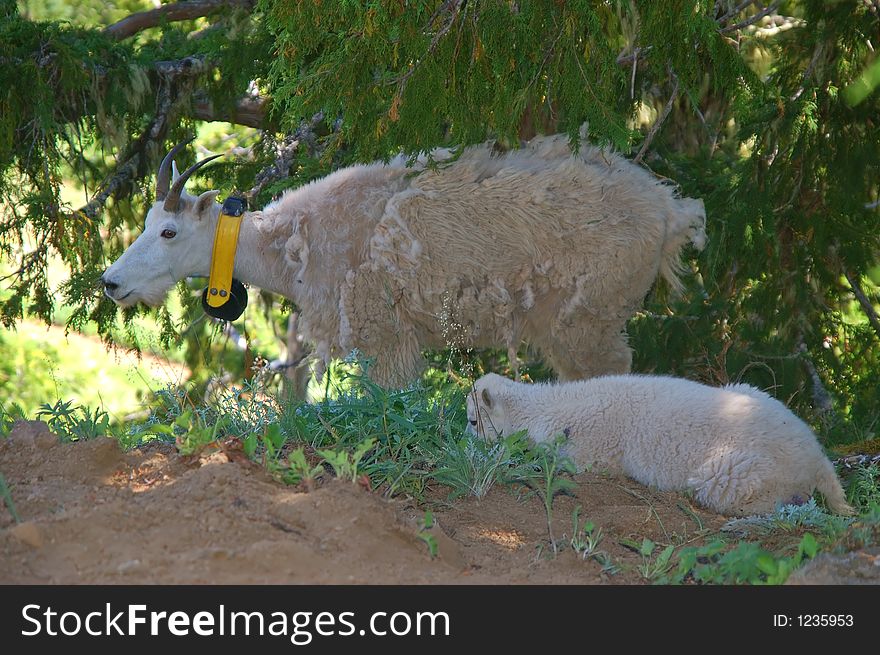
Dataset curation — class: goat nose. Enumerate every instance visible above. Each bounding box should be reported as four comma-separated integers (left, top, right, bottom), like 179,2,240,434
102,274,119,292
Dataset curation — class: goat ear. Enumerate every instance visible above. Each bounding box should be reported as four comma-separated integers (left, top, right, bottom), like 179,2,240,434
171,161,181,182
194,190,220,220
481,387,492,408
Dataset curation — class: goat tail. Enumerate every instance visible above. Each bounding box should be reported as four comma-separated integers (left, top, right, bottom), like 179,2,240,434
817,458,855,516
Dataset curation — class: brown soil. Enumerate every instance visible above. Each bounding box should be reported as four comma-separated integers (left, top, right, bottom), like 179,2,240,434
0,421,725,584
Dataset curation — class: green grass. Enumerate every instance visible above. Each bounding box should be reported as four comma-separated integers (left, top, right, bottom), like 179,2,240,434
661,533,823,585
0,319,187,419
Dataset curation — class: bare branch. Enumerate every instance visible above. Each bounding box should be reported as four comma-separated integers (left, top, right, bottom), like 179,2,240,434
717,0,758,26
153,56,211,78
798,343,834,420
246,112,326,200
720,1,781,34
634,71,680,164
844,269,880,341
77,155,141,220
190,94,270,128
630,46,640,100
104,0,256,41
616,45,652,67
792,42,824,101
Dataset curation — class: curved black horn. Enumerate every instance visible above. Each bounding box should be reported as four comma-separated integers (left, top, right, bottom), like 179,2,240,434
156,138,194,202
163,154,223,213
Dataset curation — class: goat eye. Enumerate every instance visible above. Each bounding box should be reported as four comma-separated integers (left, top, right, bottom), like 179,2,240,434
160,229,176,239
469,419,477,426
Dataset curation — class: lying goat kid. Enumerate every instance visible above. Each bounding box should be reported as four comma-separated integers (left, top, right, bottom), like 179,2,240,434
466,373,853,516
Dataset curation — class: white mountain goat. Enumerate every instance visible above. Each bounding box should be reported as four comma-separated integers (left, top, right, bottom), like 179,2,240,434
466,373,854,516
102,135,707,387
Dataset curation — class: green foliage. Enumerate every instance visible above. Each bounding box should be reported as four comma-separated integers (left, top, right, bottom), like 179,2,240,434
0,13,143,326
19,0,149,27
641,0,880,434
128,363,460,495
416,510,439,559
569,505,606,561
35,398,110,442
0,471,19,523
285,447,324,487
838,502,880,550
516,435,578,553
124,363,576,503
316,437,376,483
432,431,535,499
636,538,676,581
721,498,853,537
145,409,229,456
0,401,25,435
845,465,880,511
666,533,821,585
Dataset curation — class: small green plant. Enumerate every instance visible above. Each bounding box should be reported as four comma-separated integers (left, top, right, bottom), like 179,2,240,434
722,499,852,537
416,510,439,558
569,505,604,560
635,538,676,581
286,447,324,487
317,437,376,482
845,465,880,511
841,502,880,549
147,411,230,456
433,431,533,499
0,402,25,436
0,472,20,523
36,399,111,442
665,533,821,585
516,435,577,554
257,424,287,462
210,377,281,437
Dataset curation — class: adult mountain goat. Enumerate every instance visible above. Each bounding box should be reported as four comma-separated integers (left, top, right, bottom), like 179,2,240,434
466,373,854,516
103,134,706,387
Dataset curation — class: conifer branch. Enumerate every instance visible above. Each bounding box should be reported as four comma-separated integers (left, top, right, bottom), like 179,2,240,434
104,0,256,41
76,57,207,220
844,269,880,340
634,71,680,164
389,0,466,112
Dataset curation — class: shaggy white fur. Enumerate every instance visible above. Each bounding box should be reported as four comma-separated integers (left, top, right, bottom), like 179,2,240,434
104,133,706,387
466,373,853,516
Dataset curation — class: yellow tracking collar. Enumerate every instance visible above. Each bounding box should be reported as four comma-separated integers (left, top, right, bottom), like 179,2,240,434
206,196,245,308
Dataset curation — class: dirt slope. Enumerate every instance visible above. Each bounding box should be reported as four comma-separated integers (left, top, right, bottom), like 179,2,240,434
0,421,723,584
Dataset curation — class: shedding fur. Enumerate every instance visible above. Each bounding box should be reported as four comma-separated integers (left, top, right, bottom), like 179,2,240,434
466,373,854,517
104,134,706,388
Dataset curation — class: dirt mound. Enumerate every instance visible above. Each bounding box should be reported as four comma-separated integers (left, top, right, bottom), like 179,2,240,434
0,421,724,584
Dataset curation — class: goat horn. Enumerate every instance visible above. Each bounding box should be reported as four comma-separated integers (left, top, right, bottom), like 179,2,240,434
163,154,223,213
155,138,194,202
